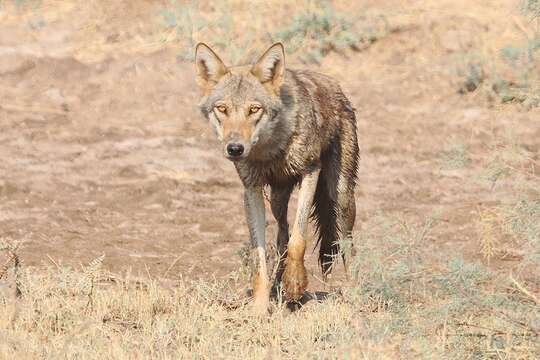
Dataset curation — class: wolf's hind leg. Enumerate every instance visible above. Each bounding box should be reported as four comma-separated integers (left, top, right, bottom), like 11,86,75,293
269,183,294,295
336,181,356,275
283,169,320,301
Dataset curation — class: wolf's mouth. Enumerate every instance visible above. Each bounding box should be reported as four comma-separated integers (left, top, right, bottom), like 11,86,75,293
225,155,246,162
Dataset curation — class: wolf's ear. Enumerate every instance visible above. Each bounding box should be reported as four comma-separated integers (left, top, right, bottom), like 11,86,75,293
251,43,285,90
195,43,229,89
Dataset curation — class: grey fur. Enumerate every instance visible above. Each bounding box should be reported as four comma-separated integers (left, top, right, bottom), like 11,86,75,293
195,42,360,287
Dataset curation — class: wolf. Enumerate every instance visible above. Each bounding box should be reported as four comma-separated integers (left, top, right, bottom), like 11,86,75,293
194,42,359,314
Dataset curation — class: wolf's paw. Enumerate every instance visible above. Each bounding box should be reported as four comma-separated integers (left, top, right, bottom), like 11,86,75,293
283,259,308,301
251,273,270,315
251,295,269,316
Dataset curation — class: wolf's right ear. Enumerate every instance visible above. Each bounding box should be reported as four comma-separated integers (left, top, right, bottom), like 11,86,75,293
195,43,229,90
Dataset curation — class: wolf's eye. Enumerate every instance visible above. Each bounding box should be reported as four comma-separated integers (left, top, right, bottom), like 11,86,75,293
215,105,227,114
249,105,261,115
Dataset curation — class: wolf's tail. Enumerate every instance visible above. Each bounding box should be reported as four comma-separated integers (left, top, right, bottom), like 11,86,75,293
311,173,340,275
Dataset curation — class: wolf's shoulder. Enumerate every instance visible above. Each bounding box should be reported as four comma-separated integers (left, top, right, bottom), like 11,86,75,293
285,68,343,92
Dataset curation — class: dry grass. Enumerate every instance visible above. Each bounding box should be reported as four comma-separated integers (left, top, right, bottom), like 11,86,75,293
4,131,537,358
1,208,538,359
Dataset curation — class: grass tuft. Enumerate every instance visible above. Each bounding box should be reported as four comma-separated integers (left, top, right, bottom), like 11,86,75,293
160,0,389,63
456,1,540,108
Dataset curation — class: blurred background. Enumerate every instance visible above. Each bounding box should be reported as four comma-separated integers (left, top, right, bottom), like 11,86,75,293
0,0,538,281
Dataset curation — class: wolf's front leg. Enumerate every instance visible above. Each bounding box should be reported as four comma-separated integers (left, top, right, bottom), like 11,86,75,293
244,186,270,315
283,169,320,301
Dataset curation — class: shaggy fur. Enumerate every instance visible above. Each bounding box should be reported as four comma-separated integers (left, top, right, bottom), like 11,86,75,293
195,42,359,308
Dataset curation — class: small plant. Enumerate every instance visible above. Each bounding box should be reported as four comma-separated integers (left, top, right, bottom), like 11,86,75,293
159,0,389,64
522,0,540,19
476,207,502,264
440,143,472,170
458,62,485,94
476,133,539,273
9,0,46,30
457,1,540,108
79,254,105,312
0,239,22,298
272,7,388,63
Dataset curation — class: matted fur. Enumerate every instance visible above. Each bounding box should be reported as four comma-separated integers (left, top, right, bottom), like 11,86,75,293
195,42,359,302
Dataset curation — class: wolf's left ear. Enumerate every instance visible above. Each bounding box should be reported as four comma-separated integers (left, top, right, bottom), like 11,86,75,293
195,43,229,90
251,43,285,91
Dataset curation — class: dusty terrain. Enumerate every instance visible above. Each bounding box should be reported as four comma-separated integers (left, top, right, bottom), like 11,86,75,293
0,0,538,289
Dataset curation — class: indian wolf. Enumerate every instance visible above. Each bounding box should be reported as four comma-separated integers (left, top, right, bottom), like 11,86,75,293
194,42,359,314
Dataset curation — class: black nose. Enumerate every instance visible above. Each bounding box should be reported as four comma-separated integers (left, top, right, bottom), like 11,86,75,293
226,143,244,157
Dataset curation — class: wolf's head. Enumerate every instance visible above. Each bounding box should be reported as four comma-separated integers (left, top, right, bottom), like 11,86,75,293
195,43,287,161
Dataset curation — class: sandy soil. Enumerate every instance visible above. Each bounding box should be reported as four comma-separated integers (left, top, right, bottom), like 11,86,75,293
0,0,538,288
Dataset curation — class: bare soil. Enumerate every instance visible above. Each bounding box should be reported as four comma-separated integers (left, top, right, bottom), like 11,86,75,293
0,0,538,288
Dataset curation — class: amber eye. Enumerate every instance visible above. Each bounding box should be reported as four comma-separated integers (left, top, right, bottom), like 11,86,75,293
249,105,261,114
215,105,227,114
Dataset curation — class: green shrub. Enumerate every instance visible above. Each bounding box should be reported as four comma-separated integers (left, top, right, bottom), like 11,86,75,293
160,0,388,63
458,1,540,108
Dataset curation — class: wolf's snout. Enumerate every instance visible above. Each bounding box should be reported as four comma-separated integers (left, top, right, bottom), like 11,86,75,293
226,143,244,158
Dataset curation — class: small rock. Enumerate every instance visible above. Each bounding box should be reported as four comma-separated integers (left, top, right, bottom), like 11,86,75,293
462,108,483,121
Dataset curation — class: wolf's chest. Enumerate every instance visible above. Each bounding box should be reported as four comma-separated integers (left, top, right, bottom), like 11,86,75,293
235,158,302,187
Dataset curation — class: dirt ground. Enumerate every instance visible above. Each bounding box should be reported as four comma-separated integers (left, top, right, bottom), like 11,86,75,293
0,0,538,288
